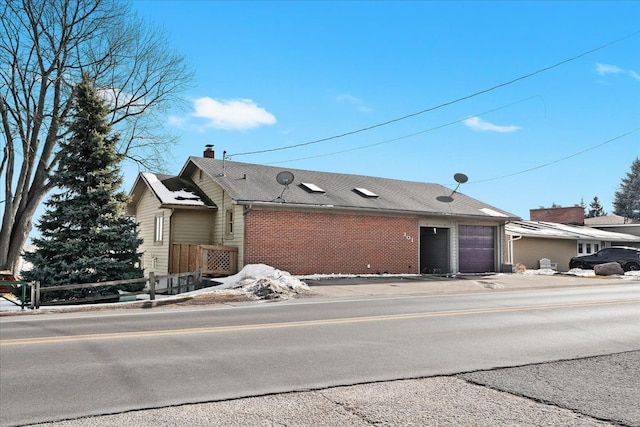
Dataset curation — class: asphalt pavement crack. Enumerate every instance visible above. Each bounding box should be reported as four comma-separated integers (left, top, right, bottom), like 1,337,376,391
316,390,379,426
459,351,640,427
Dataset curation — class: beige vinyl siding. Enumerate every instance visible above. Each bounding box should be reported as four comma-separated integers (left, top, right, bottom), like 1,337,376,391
221,204,245,267
135,189,171,276
189,168,246,268
170,210,214,244
510,237,575,272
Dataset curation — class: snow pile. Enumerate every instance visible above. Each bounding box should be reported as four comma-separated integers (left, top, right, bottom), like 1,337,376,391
522,268,558,276
565,268,640,279
565,268,596,277
204,264,310,300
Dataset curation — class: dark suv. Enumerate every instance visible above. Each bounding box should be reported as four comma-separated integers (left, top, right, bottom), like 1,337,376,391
569,246,640,271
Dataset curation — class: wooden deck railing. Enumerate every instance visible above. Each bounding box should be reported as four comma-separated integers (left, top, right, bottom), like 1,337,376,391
170,244,238,277
199,245,238,277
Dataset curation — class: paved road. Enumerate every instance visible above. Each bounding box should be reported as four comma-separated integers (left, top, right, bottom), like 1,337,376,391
1,279,640,426
22,352,639,426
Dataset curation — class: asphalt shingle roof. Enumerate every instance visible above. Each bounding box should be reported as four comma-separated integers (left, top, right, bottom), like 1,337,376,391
183,157,519,220
141,173,216,208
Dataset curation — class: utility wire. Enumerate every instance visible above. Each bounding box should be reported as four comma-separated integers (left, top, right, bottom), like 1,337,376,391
230,30,639,158
266,96,542,165
468,128,640,184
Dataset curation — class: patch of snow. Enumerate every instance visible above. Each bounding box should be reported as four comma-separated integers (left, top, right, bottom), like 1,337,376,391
564,268,640,279
565,268,596,277
193,264,310,300
521,268,558,276
143,172,205,206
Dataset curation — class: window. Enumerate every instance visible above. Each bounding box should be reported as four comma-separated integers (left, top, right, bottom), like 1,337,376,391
354,187,378,198
578,240,601,256
300,182,325,193
154,214,164,244
225,209,234,237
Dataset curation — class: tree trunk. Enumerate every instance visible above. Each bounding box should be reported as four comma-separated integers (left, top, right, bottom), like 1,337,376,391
0,188,44,274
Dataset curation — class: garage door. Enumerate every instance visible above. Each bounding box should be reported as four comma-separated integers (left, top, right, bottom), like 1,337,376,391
458,225,495,273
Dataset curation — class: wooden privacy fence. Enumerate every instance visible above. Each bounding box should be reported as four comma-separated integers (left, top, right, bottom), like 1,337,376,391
171,244,238,277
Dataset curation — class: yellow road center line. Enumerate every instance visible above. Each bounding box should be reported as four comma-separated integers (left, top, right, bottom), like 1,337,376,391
2,298,639,347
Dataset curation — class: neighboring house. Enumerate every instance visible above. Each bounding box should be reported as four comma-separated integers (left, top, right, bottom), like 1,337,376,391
585,215,640,239
505,221,640,272
127,152,520,277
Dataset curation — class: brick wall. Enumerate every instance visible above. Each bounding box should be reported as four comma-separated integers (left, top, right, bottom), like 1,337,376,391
244,209,419,275
530,206,584,225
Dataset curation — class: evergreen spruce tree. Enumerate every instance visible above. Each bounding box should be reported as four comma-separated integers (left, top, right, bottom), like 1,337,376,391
613,158,640,221
22,76,143,301
586,196,606,218
579,198,587,218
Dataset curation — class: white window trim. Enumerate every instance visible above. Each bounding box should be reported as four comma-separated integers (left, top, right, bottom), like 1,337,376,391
225,209,234,237
154,213,164,245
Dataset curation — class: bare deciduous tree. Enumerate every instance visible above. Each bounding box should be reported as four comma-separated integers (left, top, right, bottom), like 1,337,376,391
0,0,193,273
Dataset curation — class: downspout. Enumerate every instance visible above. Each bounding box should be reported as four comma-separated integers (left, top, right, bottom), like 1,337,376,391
167,208,175,274
507,234,522,266
243,204,252,271
220,189,225,246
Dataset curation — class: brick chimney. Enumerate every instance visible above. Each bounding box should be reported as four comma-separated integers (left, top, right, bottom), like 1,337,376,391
203,144,215,158
530,206,584,225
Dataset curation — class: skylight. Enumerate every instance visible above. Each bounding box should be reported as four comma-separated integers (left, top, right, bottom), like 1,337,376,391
354,187,378,198
300,182,325,193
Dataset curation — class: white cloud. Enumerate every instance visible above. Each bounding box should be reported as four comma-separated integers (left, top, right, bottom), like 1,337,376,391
335,93,373,113
595,63,640,81
192,97,276,130
463,116,519,133
595,63,623,75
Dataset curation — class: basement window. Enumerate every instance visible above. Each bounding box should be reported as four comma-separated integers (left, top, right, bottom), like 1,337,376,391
300,182,325,193
354,187,378,198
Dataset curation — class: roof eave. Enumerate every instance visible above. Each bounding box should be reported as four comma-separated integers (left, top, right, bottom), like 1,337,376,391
159,203,218,210
236,200,517,221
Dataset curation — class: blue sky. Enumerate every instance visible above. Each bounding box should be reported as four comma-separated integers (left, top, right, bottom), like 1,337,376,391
130,0,639,219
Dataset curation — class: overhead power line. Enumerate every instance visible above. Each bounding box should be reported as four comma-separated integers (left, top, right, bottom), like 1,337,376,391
267,96,542,165
229,30,639,158
469,128,640,185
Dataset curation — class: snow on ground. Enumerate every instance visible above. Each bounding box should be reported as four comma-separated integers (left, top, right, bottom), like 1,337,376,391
193,264,310,300
521,267,640,279
3,265,639,312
